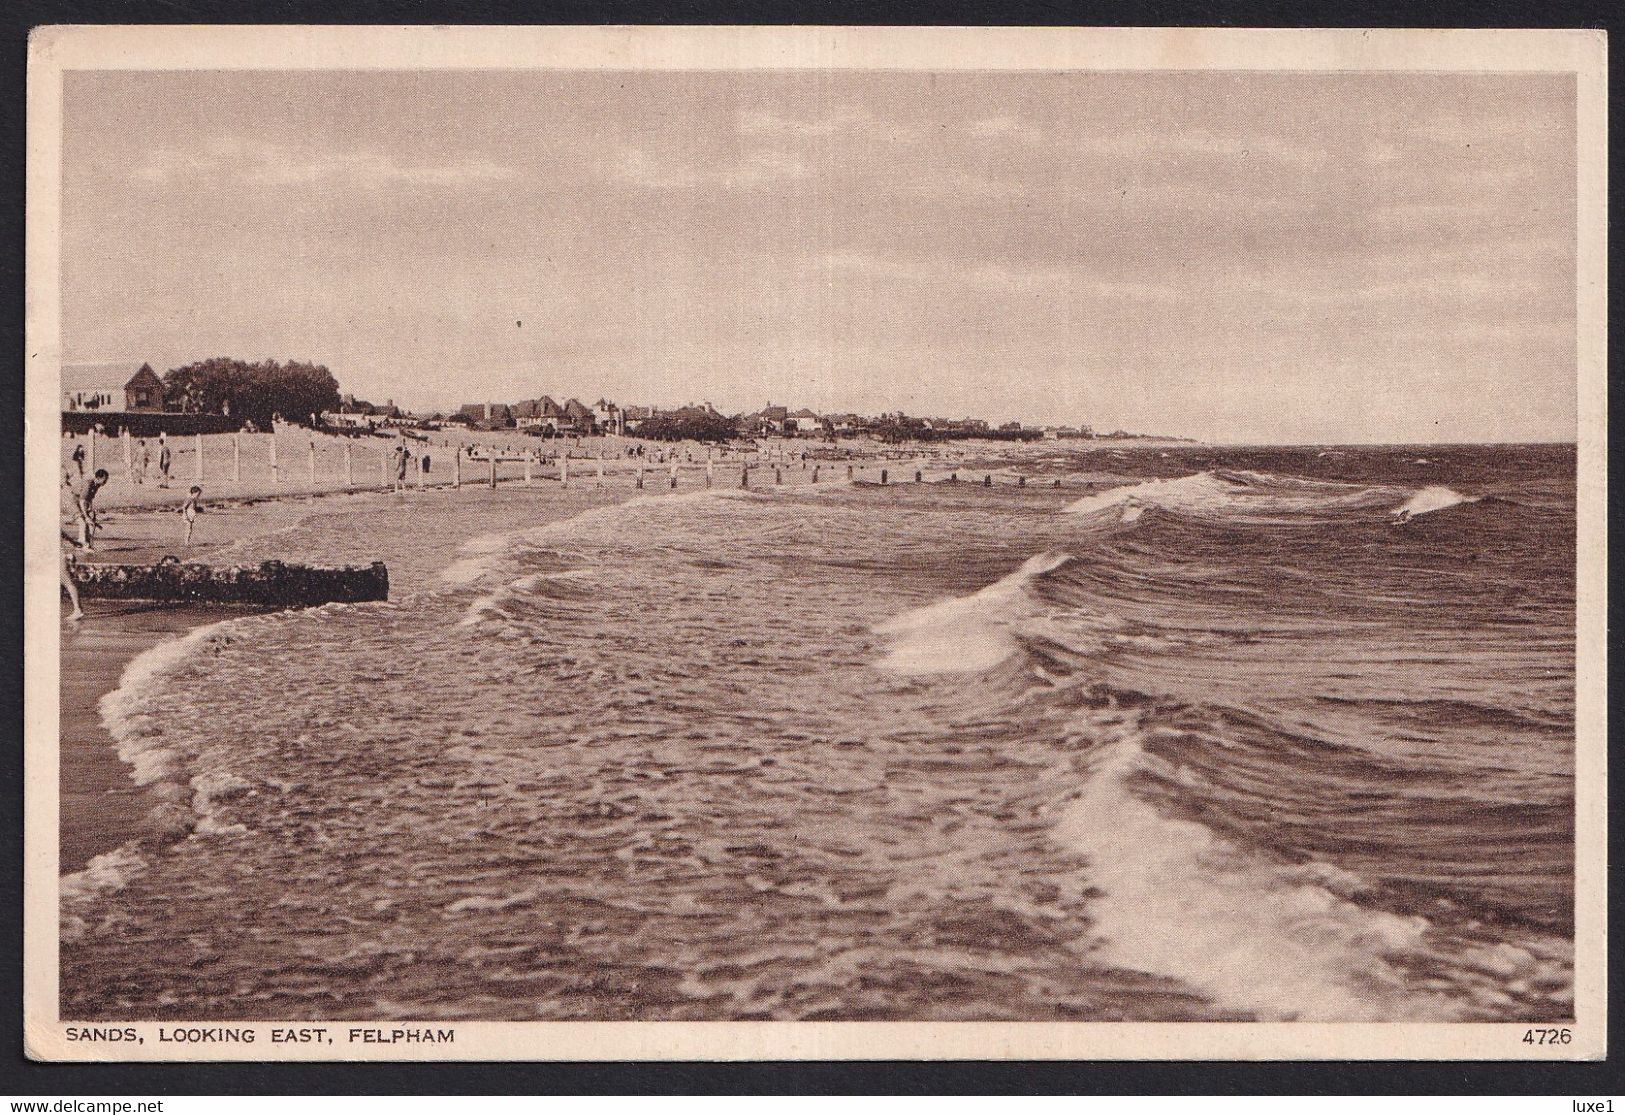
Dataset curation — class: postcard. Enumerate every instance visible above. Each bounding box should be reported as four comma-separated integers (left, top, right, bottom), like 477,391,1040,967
24,25,1607,1061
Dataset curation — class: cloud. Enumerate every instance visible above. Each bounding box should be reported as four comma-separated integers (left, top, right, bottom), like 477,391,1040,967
609,143,811,191
134,136,516,190
965,115,1048,144
822,251,1185,302
738,107,875,138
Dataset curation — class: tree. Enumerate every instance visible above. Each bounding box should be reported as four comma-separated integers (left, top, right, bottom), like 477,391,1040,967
635,412,739,443
163,358,341,430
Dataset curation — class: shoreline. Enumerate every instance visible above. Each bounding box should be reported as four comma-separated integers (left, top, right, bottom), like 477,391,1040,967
57,493,336,876
59,602,253,876
58,481,649,876
54,443,1175,876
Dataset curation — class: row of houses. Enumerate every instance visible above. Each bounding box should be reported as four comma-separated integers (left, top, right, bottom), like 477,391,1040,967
448,397,617,434
322,394,408,428
67,364,1096,442
442,396,1085,439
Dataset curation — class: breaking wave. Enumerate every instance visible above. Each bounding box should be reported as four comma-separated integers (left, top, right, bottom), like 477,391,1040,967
872,551,1073,675
1395,485,1477,521
1053,718,1450,1021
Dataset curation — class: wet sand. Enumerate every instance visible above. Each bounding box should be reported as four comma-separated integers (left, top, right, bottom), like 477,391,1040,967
59,603,249,874
57,498,322,875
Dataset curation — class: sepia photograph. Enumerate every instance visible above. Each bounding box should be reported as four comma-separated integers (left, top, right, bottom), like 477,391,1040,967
23,26,1607,1062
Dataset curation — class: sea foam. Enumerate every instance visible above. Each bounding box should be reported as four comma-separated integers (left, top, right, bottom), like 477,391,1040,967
98,618,246,787
1394,486,1476,521
1055,729,1458,1021
872,551,1071,676
1063,472,1234,517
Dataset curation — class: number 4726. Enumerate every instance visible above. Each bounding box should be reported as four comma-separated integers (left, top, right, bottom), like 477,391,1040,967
1522,1027,1572,1045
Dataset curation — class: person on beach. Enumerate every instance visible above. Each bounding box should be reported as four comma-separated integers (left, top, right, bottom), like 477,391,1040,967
70,442,86,479
132,438,148,485
181,485,204,545
60,530,84,621
393,445,411,492
157,436,172,488
75,468,109,551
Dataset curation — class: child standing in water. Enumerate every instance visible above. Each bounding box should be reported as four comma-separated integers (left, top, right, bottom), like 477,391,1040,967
181,485,203,545
157,436,172,488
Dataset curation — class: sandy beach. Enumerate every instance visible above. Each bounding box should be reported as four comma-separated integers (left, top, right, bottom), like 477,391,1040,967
61,424,1183,514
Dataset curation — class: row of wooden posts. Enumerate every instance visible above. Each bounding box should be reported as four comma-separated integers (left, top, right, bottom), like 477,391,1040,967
77,429,1054,493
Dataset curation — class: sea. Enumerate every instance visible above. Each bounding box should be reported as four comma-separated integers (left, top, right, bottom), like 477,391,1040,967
61,443,1577,1023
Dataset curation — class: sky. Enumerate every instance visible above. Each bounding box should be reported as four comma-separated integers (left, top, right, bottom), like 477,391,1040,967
59,69,1576,443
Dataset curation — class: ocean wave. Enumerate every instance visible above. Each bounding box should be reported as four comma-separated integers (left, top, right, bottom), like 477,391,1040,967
97,618,248,788
438,531,519,586
1064,469,1400,525
1063,472,1237,517
458,568,598,628
1054,723,1458,1021
88,610,299,867
437,487,754,590
872,551,1073,676
1394,486,1477,522
61,844,150,943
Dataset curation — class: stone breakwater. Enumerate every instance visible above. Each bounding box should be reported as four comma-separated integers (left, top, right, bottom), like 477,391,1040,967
72,558,389,606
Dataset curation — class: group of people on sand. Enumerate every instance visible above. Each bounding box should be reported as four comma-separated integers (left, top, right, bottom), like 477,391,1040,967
71,432,173,488
60,454,206,621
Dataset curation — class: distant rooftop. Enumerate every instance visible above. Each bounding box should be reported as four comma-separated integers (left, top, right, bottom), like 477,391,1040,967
60,361,149,392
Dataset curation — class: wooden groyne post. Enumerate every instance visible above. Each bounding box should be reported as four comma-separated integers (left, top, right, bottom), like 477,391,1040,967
269,433,279,487
308,440,317,489
233,434,242,482
453,448,462,489
637,461,645,489
488,455,497,490
561,454,570,489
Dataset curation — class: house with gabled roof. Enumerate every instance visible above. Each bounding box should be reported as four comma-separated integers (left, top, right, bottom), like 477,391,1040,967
457,402,515,430
561,398,596,433
62,361,157,412
787,407,823,435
